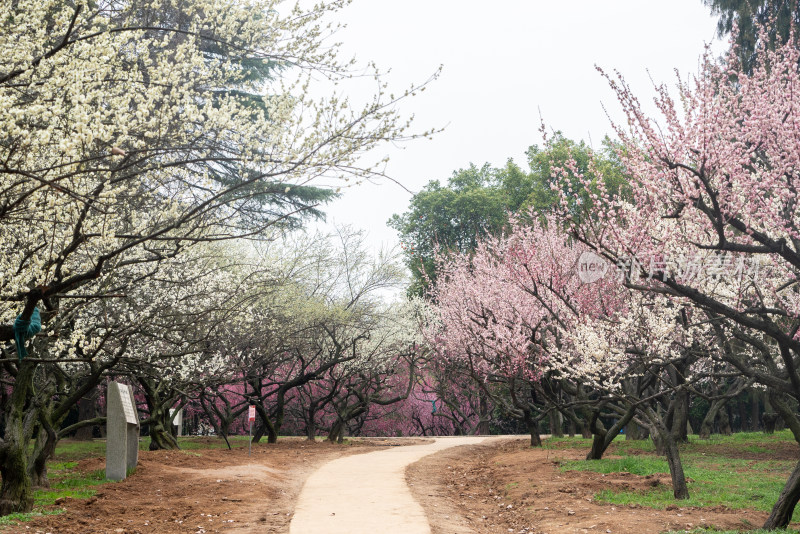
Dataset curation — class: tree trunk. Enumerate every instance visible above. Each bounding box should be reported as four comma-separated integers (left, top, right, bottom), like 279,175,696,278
147,407,179,451
644,404,689,499
29,422,58,488
252,405,278,444
764,412,779,434
699,398,727,439
140,379,179,451
328,419,343,443
586,405,636,460
751,390,760,431
719,404,733,435
626,419,648,440
769,392,800,443
764,459,800,529
0,443,32,516
266,424,278,443
477,391,490,435
251,423,265,443
306,408,317,441
737,397,747,433
524,411,542,447
0,362,36,515
73,394,98,441
581,419,592,439
669,389,690,443
149,421,179,450
587,433,607,460
549,410,563,437
662,429,690,499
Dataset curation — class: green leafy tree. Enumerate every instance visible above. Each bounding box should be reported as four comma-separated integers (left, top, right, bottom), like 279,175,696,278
704,0,800,73
389,134,627,295
388,163,512,296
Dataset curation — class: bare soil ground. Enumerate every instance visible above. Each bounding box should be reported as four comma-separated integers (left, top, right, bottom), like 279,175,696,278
407,438,780,534
10,437,420,534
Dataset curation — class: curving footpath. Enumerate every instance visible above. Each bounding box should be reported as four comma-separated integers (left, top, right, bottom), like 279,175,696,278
289,436,488,534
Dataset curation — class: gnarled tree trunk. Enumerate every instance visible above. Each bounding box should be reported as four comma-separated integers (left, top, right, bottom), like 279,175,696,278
0,362,36,515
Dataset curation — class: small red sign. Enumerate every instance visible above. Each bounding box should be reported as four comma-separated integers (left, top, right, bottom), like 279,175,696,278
248,405,256,422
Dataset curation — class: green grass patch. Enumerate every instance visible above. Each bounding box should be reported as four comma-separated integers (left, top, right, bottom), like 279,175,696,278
0,508,64,527
52,435,252,462
48,461,78,472
542,436,593,450
0,465,111,529
551,431,799,521
33,468,106,507
683,430,796,450
561,456,669,476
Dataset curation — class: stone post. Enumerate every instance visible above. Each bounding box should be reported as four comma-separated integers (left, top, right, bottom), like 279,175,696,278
170,408,184,437
106,381,140,481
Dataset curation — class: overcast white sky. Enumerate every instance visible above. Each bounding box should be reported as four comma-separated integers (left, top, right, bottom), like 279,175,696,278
313,1,726,257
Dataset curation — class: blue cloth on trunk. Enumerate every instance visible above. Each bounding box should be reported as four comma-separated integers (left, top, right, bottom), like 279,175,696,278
14,306,41,360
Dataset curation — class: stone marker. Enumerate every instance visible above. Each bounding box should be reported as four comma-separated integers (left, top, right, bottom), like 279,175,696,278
169,407,184,437
106,381,140,481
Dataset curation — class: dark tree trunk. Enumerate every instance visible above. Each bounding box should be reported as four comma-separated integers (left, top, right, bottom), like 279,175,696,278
720,404,733,435
626,419,648,440
761,396,800,528
751,390,760,431
586,405,636,460
0,443,32,515
647,409,689,500
147,407,179,451
587,433,606,460
477,391,490,435
581,419,593,439
662,429,689,499
140,379,179,451
549,410,564,437
737,397,747,433
73,394,98,441
147,409,179,450
149,422,179,450
0,362,36,515
764,460,800,529
328,419,343,443
699,398,727,439
251,423,265,443
252,404,278,444
770,393,800,442
764,412,780,434
524,411,541,447
306,409,317,441
29,420,58,488
669,389,690,443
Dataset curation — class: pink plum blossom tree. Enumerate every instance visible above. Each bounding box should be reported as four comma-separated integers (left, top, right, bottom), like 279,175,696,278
555,26,800,528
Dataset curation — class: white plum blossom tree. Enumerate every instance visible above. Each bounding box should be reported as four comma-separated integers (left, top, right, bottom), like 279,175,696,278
0,0,428,514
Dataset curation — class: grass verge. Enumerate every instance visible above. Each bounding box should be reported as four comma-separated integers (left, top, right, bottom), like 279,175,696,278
554,430,799,523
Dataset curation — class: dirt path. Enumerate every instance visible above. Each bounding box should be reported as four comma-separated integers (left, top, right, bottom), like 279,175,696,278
289,437,489,534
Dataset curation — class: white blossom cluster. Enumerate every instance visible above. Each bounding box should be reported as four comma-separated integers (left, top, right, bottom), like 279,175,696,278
1,0,424,366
